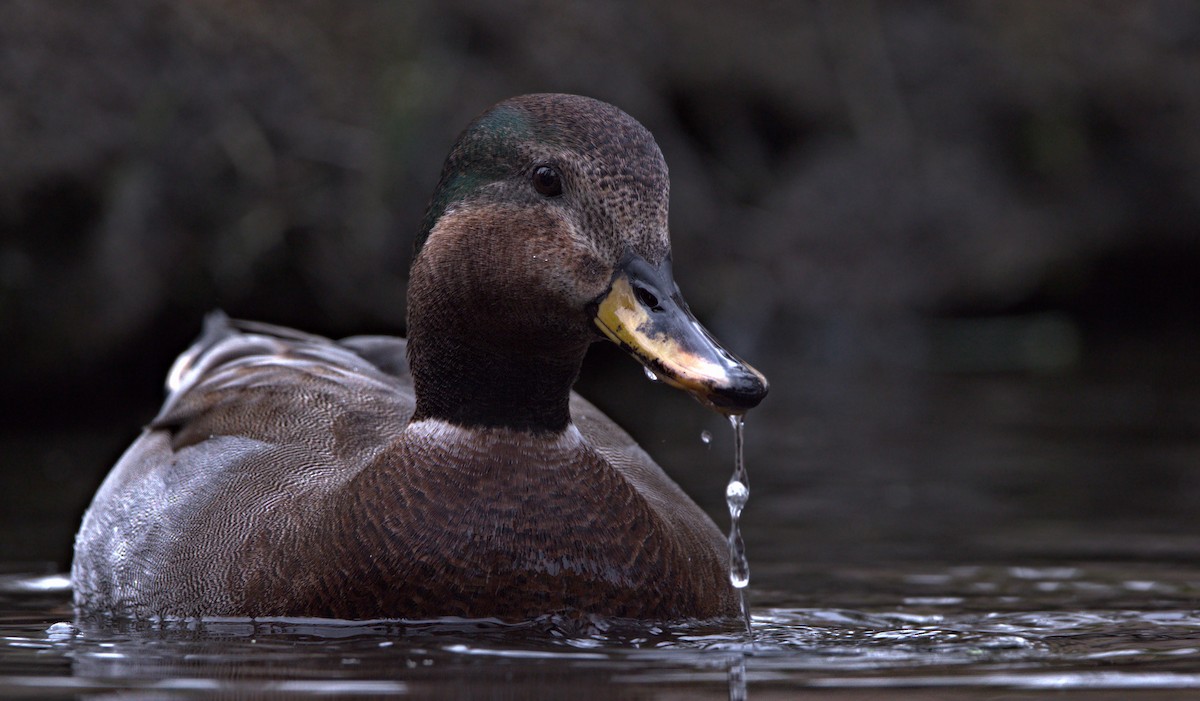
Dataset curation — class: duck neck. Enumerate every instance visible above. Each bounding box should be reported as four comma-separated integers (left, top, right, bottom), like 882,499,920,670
407,329,586,434
405,209,597,434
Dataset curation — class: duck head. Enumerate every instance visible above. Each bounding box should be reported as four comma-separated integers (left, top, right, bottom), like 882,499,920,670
407,94,768,431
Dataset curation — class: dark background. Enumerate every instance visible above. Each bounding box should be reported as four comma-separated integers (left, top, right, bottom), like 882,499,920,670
2,1,1198,573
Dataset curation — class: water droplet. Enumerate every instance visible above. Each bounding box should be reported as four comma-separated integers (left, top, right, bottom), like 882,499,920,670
700,430,712,445
729,524,750,589
724,414,752,631
726,480,749,516
643,366,659,382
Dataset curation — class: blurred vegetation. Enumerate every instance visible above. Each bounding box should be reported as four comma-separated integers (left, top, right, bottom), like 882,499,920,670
1,1,1198,566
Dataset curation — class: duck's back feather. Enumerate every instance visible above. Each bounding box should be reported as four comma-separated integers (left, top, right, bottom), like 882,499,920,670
74,314,416,616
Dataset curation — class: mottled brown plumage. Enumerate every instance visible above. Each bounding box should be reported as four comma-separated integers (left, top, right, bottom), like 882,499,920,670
72,94,766,622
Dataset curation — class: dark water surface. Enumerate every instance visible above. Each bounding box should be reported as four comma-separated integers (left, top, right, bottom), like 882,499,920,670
3,560,1200,699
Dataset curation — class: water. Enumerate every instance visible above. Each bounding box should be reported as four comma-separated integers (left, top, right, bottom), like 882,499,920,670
725,414,752,634
4,562,1200,698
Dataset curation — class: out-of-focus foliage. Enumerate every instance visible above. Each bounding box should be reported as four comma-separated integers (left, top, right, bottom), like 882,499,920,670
3,2,1198,395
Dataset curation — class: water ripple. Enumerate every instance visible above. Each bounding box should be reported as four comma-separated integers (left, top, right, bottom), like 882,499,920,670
3,563,1200,694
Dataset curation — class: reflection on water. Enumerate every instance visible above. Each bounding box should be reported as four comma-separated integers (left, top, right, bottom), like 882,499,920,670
3,562,1200,698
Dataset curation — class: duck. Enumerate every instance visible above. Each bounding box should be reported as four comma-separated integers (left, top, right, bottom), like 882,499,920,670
71,93,768,623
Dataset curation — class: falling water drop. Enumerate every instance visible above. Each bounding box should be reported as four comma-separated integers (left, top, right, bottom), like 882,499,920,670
700,429,712,445
725,413,752,633
726,479,748,516
643,366,659,383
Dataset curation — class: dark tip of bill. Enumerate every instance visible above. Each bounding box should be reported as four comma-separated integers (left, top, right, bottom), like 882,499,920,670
708,367,769,412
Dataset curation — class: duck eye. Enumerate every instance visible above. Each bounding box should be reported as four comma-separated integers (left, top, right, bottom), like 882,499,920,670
532,165,563,197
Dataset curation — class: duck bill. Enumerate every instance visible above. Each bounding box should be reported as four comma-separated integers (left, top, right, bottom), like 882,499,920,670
591,253,769,414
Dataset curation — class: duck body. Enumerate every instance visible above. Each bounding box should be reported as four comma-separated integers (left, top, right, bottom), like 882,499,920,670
72,94,767,622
